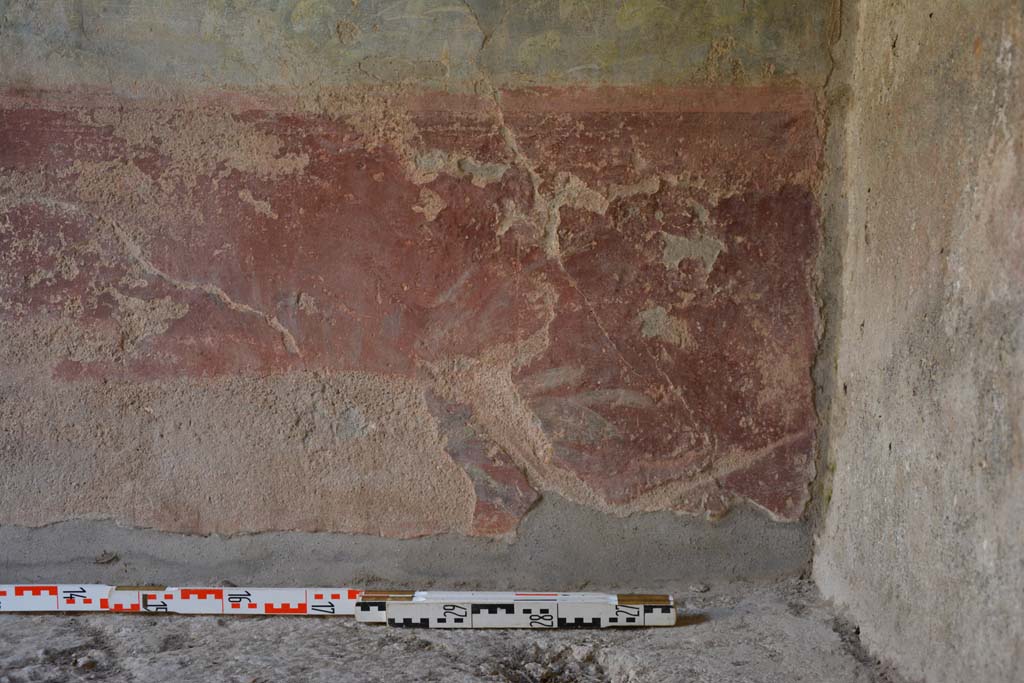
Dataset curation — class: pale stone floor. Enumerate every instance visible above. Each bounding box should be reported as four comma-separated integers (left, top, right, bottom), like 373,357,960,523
0,580,902,683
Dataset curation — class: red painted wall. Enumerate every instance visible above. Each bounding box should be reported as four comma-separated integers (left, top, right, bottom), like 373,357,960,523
0,85,819,535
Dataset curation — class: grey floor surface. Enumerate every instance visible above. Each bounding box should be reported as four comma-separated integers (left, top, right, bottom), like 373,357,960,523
0,580,902,683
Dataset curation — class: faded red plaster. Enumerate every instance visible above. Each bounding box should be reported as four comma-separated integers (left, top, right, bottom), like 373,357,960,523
0,86,820,532
424,390,538,537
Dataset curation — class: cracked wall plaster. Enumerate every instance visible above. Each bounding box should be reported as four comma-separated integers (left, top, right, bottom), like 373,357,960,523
0,1,828,540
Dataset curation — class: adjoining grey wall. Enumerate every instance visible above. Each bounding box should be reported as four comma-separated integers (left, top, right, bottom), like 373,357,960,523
814,1,1024,682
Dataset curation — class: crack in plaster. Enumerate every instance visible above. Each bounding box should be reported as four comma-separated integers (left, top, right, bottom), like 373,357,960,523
625,427,815,520
460,0,608,259
452,6,752,517
106,219,302,356
1,188,302,358
456,12,642,389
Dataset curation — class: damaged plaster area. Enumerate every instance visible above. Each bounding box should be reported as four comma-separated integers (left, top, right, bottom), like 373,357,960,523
0,0,827,540
639,306,693,350
661,230,724,277
0,82,821,538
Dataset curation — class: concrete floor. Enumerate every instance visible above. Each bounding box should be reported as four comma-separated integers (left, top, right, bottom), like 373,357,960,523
0,580,902,683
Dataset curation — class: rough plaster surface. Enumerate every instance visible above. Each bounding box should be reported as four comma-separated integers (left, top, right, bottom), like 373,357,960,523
814,1,1024,681
0,0,828,542
0,580,902,683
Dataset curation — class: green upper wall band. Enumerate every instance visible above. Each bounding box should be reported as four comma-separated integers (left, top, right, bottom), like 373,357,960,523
0,0,831,92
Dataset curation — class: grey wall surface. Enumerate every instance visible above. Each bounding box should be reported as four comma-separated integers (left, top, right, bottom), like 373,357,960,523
0,495,810,590
814,1,1024,682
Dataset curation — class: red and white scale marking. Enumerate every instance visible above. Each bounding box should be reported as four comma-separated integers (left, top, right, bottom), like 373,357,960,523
0,585,676,628
0,585,360,616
